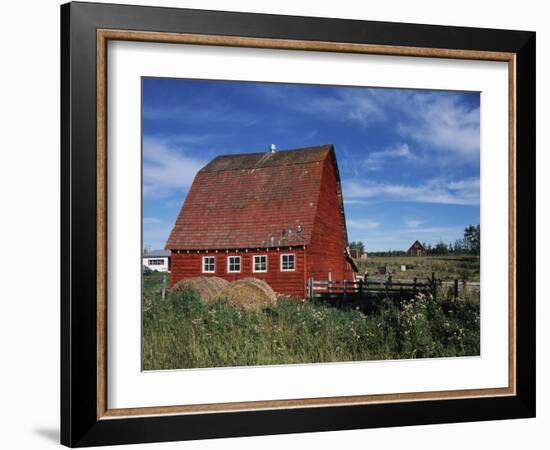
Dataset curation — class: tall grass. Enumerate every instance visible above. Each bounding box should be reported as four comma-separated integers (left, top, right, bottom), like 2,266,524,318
143,288,480,370
355,255,480,281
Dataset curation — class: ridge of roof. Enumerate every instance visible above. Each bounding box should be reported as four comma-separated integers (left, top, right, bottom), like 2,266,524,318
201,144,333,173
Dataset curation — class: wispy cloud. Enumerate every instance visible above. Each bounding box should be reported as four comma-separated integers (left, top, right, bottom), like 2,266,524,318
256,86,479,164
348,226,465,251
143,217,163,224
346,218,380,230
356,89,480,161
143,217,174,250
344,177,480,205
343,199,369,206
364,143,413,171
255,84,386,126
144,103,261,127
406,219,425,228
396,94,480,160
143,136,206,199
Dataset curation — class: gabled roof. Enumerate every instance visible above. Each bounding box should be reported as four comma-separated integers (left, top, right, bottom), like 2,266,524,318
166,145,345,250
407,240,426,252
143,249,171,258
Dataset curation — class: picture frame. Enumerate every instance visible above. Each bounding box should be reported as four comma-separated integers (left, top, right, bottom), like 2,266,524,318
60,1,535,447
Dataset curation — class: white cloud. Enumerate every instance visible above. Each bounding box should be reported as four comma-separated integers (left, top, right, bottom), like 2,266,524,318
395,93,480,160
343,199,369,206
344,177,480,205
348,226,466,252
346,218,380,230
341,90,386,126
364,143,413,171
256,85,385,126
255,86,479,163
143,222,174,250
406,219,425,228
143,136,207,199
143,217,163,224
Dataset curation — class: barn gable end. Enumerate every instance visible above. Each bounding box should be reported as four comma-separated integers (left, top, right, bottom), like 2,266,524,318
306,150,352,282
407,240,427,256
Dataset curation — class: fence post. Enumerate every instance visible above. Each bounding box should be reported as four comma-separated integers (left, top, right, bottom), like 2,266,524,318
343,279,347,302
413,277,417,292
431,272,437,301
454,279,459,299
161,274,166,300
359,279,363,297
307,277,313,300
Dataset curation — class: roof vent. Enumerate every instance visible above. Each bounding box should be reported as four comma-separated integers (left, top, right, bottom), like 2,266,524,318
269,144,276,153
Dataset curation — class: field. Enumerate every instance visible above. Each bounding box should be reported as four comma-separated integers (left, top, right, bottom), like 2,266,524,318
354,255,480,282
142,271,480,370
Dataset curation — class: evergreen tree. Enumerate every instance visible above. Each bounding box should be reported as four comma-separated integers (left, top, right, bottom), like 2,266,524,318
463,225,480,254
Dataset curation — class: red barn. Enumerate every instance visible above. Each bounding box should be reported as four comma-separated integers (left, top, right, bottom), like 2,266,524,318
407,240,427,257
165,144,357,299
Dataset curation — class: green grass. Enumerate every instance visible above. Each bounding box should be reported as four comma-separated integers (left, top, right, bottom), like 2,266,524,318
355,255,480,282
142,273,480,370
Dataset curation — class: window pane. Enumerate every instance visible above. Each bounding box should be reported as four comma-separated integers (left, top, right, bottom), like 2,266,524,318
281,254,295,270
254,255,267,272
203,257,215,272
228,256,240,272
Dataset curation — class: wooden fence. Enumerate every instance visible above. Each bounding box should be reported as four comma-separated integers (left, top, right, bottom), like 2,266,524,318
307,273,465,303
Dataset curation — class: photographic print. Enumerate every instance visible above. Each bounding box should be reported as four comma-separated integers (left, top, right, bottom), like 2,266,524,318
142,78,481,370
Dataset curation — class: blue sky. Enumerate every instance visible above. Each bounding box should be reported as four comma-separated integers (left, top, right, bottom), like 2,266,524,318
142,78,480,252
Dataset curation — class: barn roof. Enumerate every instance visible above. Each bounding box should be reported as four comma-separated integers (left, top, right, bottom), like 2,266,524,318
407,240,426,252
166,144,347,250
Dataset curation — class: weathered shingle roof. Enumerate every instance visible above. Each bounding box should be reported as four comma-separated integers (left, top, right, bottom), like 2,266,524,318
202,145,331,173
166,145,343,250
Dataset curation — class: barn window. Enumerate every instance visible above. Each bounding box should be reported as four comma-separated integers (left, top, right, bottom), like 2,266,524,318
148,259,164,265
253,255,267,272
202,256,215,273
281,254,295,271
227,256,241,273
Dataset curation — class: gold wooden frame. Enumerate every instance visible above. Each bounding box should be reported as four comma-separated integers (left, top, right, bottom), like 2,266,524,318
96,29,516,420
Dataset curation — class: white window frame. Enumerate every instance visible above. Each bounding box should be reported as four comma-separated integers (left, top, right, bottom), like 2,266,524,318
202,256,215,273
280,253,296,272
253,255,268,273
227,256,241,273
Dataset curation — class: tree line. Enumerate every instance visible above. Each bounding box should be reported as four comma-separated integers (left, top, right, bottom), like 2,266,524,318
350,224,480,257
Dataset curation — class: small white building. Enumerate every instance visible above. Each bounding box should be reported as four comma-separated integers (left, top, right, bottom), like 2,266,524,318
143,249,171,272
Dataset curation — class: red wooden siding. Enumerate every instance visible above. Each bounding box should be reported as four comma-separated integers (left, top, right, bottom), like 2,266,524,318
305,154,352,282
170,248,306,298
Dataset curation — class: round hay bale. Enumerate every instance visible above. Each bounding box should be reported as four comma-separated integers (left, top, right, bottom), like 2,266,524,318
219,278,277,311
171,276,229,304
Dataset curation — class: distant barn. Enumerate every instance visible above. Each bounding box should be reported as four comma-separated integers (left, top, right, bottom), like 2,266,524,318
349,248,368,260
407,240,427,257
165,144,357,298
